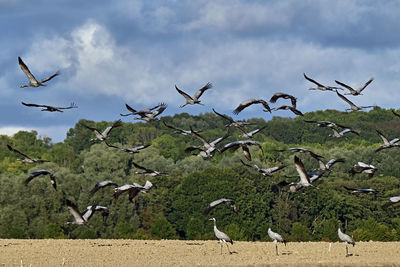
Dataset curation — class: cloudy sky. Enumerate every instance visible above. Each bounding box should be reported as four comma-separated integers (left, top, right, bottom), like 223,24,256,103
1,0,399,142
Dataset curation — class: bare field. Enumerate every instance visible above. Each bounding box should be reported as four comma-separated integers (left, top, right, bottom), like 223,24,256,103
0,239,399,267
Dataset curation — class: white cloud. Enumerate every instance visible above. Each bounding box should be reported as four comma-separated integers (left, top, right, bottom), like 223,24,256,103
0,125,70,142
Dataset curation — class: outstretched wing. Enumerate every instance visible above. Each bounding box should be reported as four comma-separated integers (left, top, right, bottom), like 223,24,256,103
336,91,357,108
132,161,154,173
18,57,38,83
39,71,60,83
357,78,374,93
7,144,31,159
21,102,47,108
193,82,212,100
335,80,356,94
304,73,325,87
294,156,311,185
175,85,193,101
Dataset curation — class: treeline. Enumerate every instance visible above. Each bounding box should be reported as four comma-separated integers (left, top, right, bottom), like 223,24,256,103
0,107,399,241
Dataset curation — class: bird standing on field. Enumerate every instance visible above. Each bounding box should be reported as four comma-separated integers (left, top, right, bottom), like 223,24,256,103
268,220,286,256
337,220,355,257
209,217,233,255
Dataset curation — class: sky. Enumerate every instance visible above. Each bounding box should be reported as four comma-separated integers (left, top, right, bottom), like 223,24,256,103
1,0,400,142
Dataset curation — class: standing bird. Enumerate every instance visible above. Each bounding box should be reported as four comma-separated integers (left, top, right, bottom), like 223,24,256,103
338,220,355,257
240,159,286,177
175,82,212,108
268,221,286,256
269,92,297,107
209,218,233,255
335,91,374,111
132,162,167,176
220,140,263,161
18,56,60,88
233,98,271,115
89,180,119,196
382,196,400,209
24,170,56,190
335,77,374,96
21,102,77,112
204,198,237,215
7,144,48,163
82,120,122,142
375,130,400,152
66,199,92,225
304,73,341,91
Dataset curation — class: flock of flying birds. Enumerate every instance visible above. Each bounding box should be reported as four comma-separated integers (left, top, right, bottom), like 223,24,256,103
5,56,400,256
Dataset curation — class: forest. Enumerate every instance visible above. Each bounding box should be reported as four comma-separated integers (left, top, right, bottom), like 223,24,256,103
0,107,400,242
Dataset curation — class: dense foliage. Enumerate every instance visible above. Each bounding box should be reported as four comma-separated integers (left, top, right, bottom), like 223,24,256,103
0,107,399,241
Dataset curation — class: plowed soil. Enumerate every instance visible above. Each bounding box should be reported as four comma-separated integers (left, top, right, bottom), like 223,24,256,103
0,239,399,266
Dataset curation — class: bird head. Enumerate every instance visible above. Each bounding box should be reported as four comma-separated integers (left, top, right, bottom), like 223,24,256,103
209,218,216,222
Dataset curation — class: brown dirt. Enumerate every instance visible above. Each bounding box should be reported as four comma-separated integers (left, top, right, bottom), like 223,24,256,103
0,239,399,266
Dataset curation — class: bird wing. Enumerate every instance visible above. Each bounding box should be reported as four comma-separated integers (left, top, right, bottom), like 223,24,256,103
24,171,45,185
102,120,122,136
335,80,355,93
213,108,234,123
357,78,374,93
240,159,253,168
128,187,141,203
81,205,96,221
66,199,85,224
336,91,358,109
114,184,135,199
376,129,390,146
190,126,211,148
163,121,183,132
294,156,311,184
304,73,325,87
289,106,304,116
220,141,240,153
56,103,78,110
204,198,233,214
263,165,286,174
175,85,193,101
18,57,38,83
392,110,400,118
210,130,230,146
149,103,167,118
21,102,47,108
193,82,212,100
233,99,256,115
7,144,31,160
132,161,154,173
125,103,137,113
90,180,118,195
39,71,60,83
326,158,345,169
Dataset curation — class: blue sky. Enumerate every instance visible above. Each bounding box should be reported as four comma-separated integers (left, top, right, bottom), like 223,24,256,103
1,0,399,142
